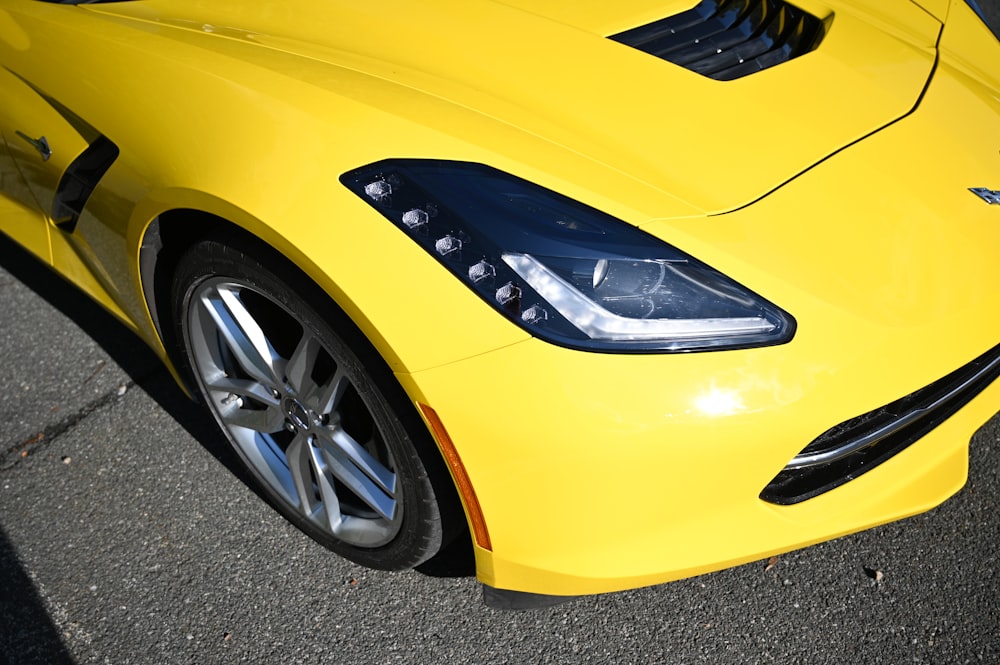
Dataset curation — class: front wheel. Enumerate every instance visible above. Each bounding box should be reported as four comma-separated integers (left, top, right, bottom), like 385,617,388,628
171,237,454,570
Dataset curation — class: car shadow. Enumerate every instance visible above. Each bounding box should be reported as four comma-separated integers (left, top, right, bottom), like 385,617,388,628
0,231,245,476
0,525,75,665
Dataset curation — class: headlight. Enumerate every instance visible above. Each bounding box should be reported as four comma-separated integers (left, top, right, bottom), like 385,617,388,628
341,160,794,352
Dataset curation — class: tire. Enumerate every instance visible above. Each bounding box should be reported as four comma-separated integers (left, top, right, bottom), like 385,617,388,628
171,236,454,570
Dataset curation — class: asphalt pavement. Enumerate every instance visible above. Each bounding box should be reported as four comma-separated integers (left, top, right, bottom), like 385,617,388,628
3,5,1000,663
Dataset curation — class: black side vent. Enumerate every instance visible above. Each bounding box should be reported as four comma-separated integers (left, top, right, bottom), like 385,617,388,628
611,0,826,81
52,135,119,232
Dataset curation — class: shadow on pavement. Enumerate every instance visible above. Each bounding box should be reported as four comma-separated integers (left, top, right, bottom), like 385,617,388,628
0,232,245,478
0,525,74,665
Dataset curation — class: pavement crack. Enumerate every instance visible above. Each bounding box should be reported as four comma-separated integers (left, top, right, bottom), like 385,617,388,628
2,380,136,470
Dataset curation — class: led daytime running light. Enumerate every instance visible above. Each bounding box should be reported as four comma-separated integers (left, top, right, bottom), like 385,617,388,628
340,160,794,353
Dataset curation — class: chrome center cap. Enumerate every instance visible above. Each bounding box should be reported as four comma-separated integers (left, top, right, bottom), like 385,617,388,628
284,399,311,432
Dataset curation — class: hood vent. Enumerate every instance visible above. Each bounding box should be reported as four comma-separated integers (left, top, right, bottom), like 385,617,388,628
611,0,826,81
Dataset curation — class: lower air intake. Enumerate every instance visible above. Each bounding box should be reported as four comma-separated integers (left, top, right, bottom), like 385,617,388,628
761,342,1000,505
611,0,826,81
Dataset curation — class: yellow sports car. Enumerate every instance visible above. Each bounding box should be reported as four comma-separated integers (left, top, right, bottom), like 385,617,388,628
1,0,998,608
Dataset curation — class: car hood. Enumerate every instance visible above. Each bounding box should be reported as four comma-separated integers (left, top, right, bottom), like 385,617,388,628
85,0,941,215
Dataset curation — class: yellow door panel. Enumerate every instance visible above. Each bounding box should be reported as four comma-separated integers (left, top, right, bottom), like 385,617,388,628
0,135,49,262
0,66,89,224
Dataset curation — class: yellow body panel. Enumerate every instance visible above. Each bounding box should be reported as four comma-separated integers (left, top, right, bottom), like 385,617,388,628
83,0,940,215
0,0,997,596
398,50,1000,592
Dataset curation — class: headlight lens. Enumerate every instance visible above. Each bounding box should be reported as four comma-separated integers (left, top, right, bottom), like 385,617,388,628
341,160,794,352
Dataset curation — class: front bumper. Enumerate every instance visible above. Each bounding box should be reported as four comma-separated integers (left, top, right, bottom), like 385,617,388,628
400,38,1000,596
405,337,995,596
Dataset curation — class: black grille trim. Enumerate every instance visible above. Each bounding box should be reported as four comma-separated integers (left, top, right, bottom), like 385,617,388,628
611,0,826,81
761,342,1000,505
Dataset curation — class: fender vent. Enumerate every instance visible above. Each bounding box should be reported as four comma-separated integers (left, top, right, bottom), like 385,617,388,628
52,136,119,232
611,0,826,81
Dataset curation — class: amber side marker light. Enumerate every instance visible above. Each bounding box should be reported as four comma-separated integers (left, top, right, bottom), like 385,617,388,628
419,404,492,551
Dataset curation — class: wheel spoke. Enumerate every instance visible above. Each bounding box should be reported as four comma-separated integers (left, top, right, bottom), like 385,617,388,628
287,432,348,532
219,402,286,434
285,332,321,396
317,428,397,521
284,433,322,517
307,438,347,533
204,375,280,408
310,366,351,415
198,283,285,387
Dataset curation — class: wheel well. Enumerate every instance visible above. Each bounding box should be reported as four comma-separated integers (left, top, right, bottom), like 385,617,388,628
141,209,236,393
139,209,472,556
